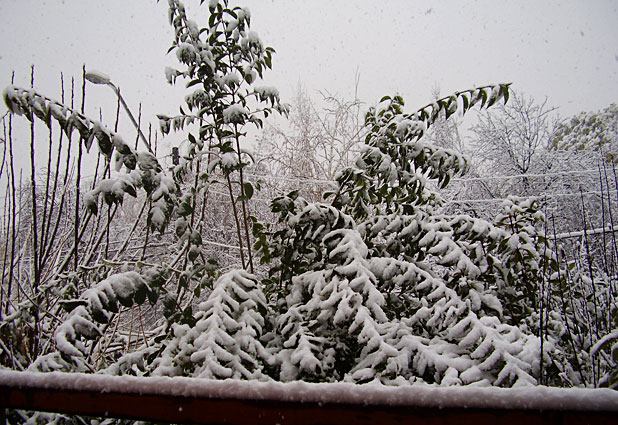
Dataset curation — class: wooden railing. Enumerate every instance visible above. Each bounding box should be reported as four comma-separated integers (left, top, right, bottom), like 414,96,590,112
1,370,617,424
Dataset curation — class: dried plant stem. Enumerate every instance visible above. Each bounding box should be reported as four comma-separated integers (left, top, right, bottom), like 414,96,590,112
226,173,246,269
28,65,42,357
82,204,119,266
73,66,87,271
234,126,253,273
111,198,148,262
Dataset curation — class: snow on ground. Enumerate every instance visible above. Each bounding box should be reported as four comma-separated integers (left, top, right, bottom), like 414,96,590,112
1,370,617,411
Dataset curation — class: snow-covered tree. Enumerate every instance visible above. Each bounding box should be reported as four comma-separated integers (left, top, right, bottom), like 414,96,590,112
551,103,618,161
158,0,289,274
255,85,364,201
468,91,558,199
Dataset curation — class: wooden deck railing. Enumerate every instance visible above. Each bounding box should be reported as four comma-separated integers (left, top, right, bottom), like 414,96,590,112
1,370,617,424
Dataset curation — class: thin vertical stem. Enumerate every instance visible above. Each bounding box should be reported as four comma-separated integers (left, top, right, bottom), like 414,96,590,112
603,161,618,313
1,172,10,318
140,205,151,261
16,170,23,305
127,306,135,352
138,306,149,348
598,163,610,297
538,198,551,385
74,65,87,271
38,110,54,274
0,117,8,315
579,187,600,386
551,216,584,383
29,65,41,357
226,173,246,270
4,72,17,315
134,103,142,151
29,66,40,287
41,73,66,263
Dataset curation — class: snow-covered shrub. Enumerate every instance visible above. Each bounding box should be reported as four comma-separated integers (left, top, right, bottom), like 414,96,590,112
29,270,161,373
153,270,273,379
248,87,571,386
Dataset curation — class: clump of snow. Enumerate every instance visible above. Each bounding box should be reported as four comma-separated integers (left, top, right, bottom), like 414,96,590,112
222,73,241,88
237,7,251,21
84,71,111,85
223,104,249,124
176,43,198,64
255,86,279,98
220,152,239,169
165,67,179,85
186,19,199,38
241,31,262,51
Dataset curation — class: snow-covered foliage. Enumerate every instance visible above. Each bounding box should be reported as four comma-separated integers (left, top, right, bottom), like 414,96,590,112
2,2,615,423
153,270,273,380
159,0,288,274
2,85,177,232
551,103,618,160
250,90,564,387
465,92,618,388
30,271,160,373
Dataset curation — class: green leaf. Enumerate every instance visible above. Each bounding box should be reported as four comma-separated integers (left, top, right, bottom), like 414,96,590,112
85,196,98,216
487,87,499,108
187,79,201,88
124,183,137,198
122,153,137,170
60,299,87,313
440,173,451,189
175,218,188,237
501,84,510,104
243,181,254,200
188,246,200,262
134,285,147,304
190,230,203,246
179,200,193,217
480,88,488,108
84,130,95,152
461,93,470,112
118,293,133,308
147,287,158,304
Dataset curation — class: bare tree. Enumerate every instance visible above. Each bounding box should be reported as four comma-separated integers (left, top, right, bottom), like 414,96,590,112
255,84,365,201
469,91,559,197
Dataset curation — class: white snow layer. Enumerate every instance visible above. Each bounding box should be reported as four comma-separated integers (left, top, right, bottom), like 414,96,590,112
84,70,111,85
1,370,616,411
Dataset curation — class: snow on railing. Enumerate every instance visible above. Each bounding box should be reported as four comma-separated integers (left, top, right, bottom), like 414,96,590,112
1,370,617,424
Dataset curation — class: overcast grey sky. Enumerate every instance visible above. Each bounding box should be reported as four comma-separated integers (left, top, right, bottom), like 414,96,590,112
1,0,617,139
